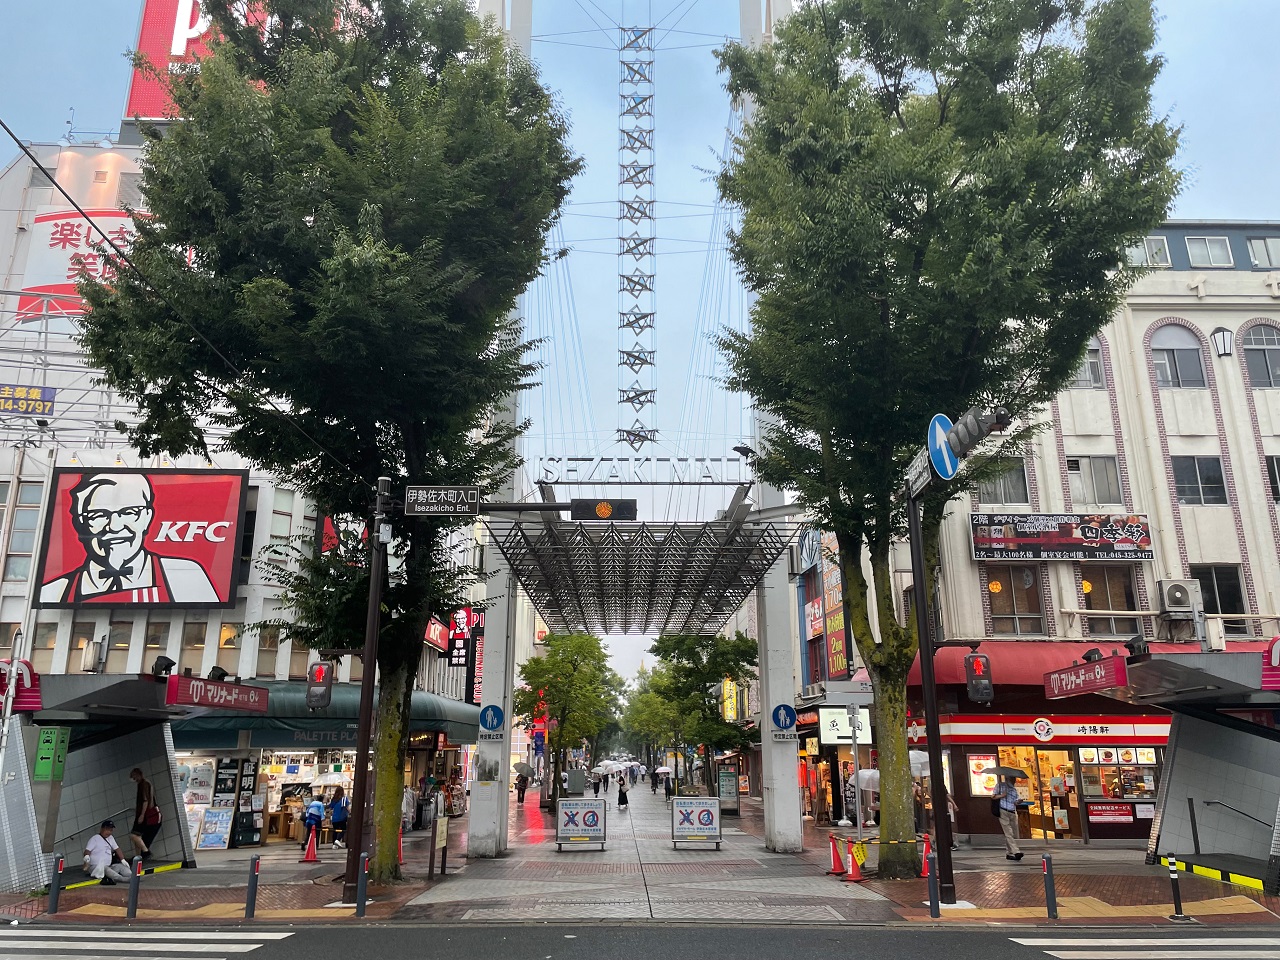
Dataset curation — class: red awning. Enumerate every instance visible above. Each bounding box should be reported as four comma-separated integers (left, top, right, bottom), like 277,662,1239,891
907,640,1273,687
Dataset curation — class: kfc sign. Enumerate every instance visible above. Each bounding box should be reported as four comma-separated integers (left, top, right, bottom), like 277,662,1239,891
36,469,247,608
125,0,217,120
423,617,449,653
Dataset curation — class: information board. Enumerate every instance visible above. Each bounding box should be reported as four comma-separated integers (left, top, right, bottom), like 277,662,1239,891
32,726,70,782
717,767,740,815
671,796,722,848
196,807,235,849
555,798,607,851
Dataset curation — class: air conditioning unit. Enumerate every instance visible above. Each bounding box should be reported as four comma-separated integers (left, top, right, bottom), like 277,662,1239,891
801,683,824,699
787,545,801,577
1157,579,1202,620
80,637,103,673
1203,617,1227,653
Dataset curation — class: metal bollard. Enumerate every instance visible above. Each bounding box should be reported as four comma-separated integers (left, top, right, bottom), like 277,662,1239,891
47,856,64,916
1042,854,1058,920
126,856,142,919
355,852,368,918
926,852,940,918
244,854,260,920
1167,855,1192,922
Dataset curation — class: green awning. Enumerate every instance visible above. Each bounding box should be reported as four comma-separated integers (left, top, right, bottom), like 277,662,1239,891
171,681,479,747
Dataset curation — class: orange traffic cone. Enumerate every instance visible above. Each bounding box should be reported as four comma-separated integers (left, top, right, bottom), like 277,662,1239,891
920,832,931,877
826,834,845,876
843,839,864,883
299,825,321,863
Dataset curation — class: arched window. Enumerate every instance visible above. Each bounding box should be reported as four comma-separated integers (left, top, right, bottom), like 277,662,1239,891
1243,325,1280,387
1151,326,1206,388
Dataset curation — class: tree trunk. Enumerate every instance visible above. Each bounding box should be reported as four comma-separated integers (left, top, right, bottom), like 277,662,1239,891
369,657,413,884
869,671,920,878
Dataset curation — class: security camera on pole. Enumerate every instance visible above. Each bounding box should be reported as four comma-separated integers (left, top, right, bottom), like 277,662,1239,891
906,405,1010,905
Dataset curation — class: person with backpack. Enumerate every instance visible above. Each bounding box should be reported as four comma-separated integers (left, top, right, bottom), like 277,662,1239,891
330,786,350,849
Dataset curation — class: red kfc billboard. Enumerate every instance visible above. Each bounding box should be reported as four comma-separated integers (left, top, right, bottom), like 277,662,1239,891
36,468,247,608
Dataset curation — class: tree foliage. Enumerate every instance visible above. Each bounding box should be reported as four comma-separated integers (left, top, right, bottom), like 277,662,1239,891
513,633,614,802
79,0,580,882
715,0,1178,875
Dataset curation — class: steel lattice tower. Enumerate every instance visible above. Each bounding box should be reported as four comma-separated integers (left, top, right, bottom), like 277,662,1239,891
617,23,657,450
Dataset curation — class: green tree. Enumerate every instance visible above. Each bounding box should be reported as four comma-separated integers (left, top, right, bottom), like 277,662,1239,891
78,0,579,883
620,666,696,788
513,634,614,803
649,632,758,792
715,0,1178,876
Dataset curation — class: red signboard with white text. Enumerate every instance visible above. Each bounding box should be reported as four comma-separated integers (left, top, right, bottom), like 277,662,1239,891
906,713,1170,746
424,617,449,653
1044,656,1129,699
1262,637,1280,691
17,208,137,322
165,673,268,713
36,469,247,608
0,660,43,712
124,0,216,120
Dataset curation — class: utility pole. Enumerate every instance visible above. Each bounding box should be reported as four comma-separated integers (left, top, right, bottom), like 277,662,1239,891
343,476,391,904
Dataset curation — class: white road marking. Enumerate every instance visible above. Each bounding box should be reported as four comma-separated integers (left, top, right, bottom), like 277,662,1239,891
1015,940,1280,948
1045,951,1280,960
0,932,293,940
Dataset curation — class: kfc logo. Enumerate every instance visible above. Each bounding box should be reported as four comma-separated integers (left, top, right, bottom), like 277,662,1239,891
36,469,246,608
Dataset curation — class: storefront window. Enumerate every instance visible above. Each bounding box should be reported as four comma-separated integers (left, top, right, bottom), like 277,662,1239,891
29,622,57,673
988,564,1044,635
217,623,241,674
103,621,132,673
1077,746,1159,799
179,620,207,676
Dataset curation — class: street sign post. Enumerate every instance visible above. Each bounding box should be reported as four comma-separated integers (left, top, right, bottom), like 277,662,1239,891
771,703,798,742
927,413,959,481
404,486,480,516
907,447,931,498
478,704,505,742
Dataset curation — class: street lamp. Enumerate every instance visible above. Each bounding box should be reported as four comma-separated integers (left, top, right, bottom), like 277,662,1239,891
1210,327,1233,357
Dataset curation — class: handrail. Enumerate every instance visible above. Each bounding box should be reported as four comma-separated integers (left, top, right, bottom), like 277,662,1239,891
1203,800,1271,830
54,806,134,851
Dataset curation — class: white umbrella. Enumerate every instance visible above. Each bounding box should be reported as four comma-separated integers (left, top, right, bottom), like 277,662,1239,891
311,771,349,787
654,766,673,775
591,764,610,775
909,750,930,778
856,768,880,790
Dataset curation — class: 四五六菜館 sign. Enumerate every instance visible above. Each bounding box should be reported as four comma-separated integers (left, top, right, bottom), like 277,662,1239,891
971,513,1153,561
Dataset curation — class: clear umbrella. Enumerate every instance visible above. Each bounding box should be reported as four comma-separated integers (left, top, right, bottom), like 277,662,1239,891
311,771,349,787
856,768,880,790
909,750,931,778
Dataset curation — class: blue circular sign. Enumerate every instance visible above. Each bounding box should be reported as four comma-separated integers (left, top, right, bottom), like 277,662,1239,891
479,704,505,731
772,704,797,730
927,413,959,481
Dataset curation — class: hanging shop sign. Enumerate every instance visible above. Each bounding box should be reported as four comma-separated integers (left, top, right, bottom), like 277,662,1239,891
447,607,481,669
817,706,872,746
971,513,1153,561
165,674,269,713
32,726,70,782
820,532,849,679
36,468,248,608
424,617,449,653
1044,655,1129,699
805,599,824,640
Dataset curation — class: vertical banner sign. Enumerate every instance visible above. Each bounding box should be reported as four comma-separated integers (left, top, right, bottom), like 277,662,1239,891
820,531,849,679
446,607,471,668
467,626,485,706
717,766,739,815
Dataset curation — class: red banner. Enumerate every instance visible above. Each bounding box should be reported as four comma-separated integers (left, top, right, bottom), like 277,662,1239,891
36,469,247,608
165,674,269,713
1044,656,1129,699
0,659,42,712
1262,637,1280,691
423,617,449,653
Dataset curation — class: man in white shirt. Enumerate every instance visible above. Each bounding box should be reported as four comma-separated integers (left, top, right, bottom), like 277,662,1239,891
84,820,132,885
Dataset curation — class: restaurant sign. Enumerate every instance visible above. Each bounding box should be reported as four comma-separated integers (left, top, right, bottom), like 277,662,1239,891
1044,655,1129,699
1262,637,1280,691
165,674,269,713
972,513,1154,561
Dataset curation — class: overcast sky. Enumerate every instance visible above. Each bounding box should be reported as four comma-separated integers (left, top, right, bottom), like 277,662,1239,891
1,1,1275,679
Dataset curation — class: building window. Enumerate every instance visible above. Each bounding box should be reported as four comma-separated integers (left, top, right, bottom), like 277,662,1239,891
1186,236,1234,268
978,459,1030,505
144,620,169,663
105,621,132,673
217,623,241,674
269,488,294,562
987,564,1044,636
1070,341,1104,389
256,625,280,679
1267,456,1280,502
1067,456,1122,505
239,487,258,584
1190,564,1248,636
1152,326,1206,388
1171,455,1228,505
1247,237,1280,269
1243,325,1280,388
117,172,143,209
179,621,206,676
1125,236,1171,268
29,623,57,674
4,481,43,581
1083,565,1139,636
288,637,311,680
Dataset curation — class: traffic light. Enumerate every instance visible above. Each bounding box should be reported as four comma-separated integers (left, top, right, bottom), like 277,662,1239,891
306,660,334,709
947,406,1012,459
570,499,638,521
964,652,993,704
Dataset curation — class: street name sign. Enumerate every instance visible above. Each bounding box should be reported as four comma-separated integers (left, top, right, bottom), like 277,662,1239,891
907,446,931,498
404,485,480,516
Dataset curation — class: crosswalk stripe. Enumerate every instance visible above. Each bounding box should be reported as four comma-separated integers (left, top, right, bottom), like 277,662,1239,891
0,942,260,953
1043,951,1280,960
1014,939,1280,948
0,932,292,941
0,956,239,960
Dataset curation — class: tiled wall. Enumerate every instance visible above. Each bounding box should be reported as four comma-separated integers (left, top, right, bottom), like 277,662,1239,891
0,726,48,894
51,725,184,869
1155,714,1280,859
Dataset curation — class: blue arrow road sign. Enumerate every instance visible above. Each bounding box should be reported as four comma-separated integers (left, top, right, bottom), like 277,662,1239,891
480,704,505,731
927,413,959,481
772,704,797,730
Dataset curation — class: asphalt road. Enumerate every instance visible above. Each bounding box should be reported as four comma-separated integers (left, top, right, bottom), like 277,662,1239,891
11,923,1280,960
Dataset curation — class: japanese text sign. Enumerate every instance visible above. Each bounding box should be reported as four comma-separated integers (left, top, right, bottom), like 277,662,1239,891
1044,656,1129,699
404,486,480,517
671,797,721,842
972,513,1153,561
165,674,269,713
0,384,56,417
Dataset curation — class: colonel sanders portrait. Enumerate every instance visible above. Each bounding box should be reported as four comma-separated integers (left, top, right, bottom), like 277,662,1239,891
40,473,219,604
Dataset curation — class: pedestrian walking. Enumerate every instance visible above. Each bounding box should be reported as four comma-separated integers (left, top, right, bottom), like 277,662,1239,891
330,786,350,848
591,775,601,798
84,820,131,885
664,775,674,801
515,772,530,803
128,767,162,860
617,775,629,810
650,773,659,794
994,775,1023,860
640,764,647,782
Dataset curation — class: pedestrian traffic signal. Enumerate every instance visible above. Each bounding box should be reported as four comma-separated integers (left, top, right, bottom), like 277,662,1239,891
964,652,994,704
570,499,638,521
946,406,1012,459
306,660,334,709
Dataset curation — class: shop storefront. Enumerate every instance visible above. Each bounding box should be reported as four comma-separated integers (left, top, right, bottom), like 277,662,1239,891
913,713,1170,842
